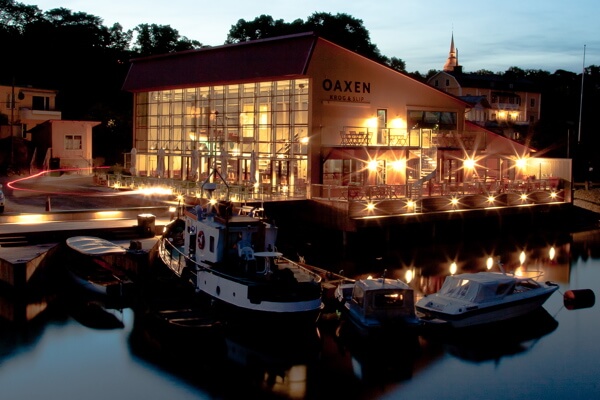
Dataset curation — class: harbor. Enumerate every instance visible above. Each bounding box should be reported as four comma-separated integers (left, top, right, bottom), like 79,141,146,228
1,217,599,399
1,174,599,399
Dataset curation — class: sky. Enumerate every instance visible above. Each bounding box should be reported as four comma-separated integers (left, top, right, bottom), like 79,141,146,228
30,0,600,74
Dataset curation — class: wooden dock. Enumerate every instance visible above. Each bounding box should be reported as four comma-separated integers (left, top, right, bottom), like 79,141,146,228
0,207,172,290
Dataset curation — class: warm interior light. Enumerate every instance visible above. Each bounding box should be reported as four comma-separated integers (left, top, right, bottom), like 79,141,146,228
486,257,494,270
407,200,415,208
368,160,378,171
450,197,459,205
487,195,495,203
519,251,526,265
520,193,527,200
516,158,527,169
300,136,309,144
550,191,557,199
366,202,375,211
392,160,404,171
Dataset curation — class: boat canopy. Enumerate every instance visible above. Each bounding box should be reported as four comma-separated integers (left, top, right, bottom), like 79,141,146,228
438,273,517,303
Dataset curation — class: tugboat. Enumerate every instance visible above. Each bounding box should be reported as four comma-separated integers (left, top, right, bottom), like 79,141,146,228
157,182,323,327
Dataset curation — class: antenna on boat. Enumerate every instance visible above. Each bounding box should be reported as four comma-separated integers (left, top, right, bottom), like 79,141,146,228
497,260,506,275
382,269,387,285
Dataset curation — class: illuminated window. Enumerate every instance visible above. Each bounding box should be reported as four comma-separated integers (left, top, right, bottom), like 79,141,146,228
65,134,82,150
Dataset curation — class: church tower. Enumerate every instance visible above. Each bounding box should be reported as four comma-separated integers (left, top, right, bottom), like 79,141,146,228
443,33,459,72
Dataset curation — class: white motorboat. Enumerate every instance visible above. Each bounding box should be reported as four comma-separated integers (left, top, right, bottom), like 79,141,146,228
340,275,418,336
65,236,136,297
157,188,323,326
415,271,559,328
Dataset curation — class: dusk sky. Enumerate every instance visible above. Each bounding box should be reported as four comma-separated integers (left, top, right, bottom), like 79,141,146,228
32,0,599,74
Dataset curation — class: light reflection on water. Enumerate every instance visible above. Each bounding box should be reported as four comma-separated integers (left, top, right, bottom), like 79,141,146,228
0,229,599,399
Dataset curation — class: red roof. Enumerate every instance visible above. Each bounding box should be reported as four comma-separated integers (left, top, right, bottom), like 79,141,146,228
122,32,318,92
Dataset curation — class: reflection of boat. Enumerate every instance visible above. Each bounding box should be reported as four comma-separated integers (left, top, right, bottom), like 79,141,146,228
68,300,125,330
127,307,226,393
224,325,321,399
339,276,419,336
415,271,559,328
65,236,136,298
335,319,419,383
428,307,559,363
157,189,323,326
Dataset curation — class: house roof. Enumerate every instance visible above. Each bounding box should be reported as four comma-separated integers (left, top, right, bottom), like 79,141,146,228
122,32,319,92
459,95,492,108
447,71,540,93
28,119,101,133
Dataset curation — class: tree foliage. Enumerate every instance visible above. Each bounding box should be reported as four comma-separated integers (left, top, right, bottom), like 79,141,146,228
226,12,395,68
132,23,203,57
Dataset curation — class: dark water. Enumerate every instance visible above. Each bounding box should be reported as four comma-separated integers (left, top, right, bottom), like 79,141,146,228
1,228,600,400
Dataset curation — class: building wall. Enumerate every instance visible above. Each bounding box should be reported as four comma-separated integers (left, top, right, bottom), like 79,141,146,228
0,85,61,139
29,120,97,172
127,38,543,192
309,41,467,144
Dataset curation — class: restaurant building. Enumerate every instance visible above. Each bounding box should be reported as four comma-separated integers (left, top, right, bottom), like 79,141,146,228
122,32,569,222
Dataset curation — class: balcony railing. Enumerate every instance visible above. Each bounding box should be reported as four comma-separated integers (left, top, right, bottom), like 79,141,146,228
20,107,62,121
330,127,485,150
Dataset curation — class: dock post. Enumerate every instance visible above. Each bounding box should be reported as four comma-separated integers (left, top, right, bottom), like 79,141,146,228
45,196,51,212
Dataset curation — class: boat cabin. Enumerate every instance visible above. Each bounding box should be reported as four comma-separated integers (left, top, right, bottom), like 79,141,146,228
182,204,278,267
349,278,416,322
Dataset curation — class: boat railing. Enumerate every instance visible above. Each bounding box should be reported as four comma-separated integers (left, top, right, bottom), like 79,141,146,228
278,257,323,284
159,238,189,277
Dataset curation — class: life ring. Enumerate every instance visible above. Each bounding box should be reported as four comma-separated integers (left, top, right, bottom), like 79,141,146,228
198,230,205,250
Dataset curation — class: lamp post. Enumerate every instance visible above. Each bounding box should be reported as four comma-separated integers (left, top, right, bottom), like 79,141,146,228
10,77,16,168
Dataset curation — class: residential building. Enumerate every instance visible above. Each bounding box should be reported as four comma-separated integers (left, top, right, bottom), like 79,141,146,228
29,120,100,172
427,34,542,141
0,84,61,140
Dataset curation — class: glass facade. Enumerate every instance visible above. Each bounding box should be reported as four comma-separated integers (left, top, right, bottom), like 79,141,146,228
133,78,310,191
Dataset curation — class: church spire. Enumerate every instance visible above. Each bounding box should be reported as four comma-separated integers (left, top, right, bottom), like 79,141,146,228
443,32,459,72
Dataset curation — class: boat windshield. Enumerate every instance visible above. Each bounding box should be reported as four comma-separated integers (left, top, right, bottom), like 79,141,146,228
438,277,480,301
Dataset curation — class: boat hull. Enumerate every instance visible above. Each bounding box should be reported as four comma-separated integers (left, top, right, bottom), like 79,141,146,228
65,257,135,298
416,289,557,328
157,238,323,325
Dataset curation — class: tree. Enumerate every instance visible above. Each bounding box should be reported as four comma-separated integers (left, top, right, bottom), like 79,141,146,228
387,57,406,73
226,12,394,66
226,14,303,43
132,23,203,57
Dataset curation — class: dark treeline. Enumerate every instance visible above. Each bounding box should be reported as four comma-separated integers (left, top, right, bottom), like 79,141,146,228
1,1,598,179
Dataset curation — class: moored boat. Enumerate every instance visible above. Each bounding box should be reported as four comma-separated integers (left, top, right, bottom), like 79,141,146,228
415,271,559,328
65,236,136,298
157,189,323,326
339,274,419,336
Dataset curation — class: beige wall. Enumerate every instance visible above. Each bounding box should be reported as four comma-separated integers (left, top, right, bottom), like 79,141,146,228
308,41,467,146
48,121,98,171
0,85,61,135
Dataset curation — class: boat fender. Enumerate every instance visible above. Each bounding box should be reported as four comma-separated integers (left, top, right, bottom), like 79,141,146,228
564,289,595,310
198,231,206,250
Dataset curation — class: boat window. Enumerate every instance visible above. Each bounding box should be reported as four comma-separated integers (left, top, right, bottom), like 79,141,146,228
440,278,470,297
351,286,365,307
209,236,215,253
518,279,540,290
496,283,513,295
373,291,404,308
